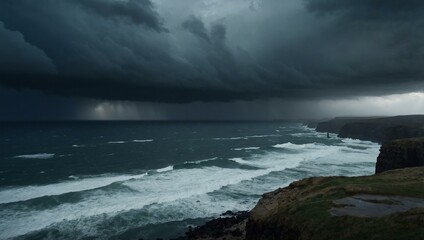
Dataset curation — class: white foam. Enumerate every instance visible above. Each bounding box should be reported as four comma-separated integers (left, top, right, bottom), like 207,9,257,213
212,137,248,140
232,147,260,151
340,138,378,148
72,145,86,148
212,135,279,140
13,153,55,159
108,141,126,144
156,165,174,173
0,151,307,239
68,175,79,180
273,142,322,150
229,158,253,165
229,151,304,169
132,139,154,143
299,124,316,131
245,135,280,138
184,157,218,164
290,132,328,138
0,173,148,204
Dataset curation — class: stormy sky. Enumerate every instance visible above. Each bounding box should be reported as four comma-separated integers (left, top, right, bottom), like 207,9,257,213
1,0,424,120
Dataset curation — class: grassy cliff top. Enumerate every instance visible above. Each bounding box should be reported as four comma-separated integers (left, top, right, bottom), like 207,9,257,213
249,167,424,240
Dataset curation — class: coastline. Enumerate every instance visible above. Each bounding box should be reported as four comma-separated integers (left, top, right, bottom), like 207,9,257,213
173,118,424,240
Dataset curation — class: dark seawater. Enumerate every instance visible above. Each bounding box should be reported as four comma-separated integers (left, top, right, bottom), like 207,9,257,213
0,121,380,240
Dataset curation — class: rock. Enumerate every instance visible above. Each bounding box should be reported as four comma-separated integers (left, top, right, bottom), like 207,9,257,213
175,211,249,240
376,138,424,174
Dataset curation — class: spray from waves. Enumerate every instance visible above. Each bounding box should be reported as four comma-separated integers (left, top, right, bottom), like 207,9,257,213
13,153,55,159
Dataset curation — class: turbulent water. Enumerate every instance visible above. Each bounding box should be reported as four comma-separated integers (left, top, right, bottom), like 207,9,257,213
0,122,380,240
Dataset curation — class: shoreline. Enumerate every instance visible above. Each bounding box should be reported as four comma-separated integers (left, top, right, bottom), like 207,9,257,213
172,118,424,240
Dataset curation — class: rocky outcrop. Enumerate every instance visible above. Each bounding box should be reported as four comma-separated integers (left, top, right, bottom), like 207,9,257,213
338,115,424,143
173,211,249,240
376,138,424,174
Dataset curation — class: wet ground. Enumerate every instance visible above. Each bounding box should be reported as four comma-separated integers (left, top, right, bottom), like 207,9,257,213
331,194,424,217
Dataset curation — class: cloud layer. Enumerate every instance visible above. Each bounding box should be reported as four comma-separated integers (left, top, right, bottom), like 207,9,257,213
0,0,423,102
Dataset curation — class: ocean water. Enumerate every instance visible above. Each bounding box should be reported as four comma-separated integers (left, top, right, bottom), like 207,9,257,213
0,121,380,240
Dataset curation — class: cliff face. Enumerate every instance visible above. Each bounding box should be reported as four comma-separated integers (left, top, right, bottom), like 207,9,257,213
245,167,424,240
376,138,424,174
381,125,424,143
338,115,424,143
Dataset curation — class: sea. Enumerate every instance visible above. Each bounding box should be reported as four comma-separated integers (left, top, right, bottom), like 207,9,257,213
0,121,380,240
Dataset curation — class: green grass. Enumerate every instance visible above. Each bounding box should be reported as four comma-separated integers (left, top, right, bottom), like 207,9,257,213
250,167,424,240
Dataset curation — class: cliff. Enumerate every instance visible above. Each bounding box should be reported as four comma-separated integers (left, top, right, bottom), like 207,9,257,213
338,115,424,143
376,138,424,174
246,167,424,240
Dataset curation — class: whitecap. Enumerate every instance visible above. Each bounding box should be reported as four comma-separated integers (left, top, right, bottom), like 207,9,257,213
156,166,174,173
108,141,126,144
132,139,154,143
184,157,218,164
13,153,55,159
232,147,260,151
212,137,248,140
229,158,253,165
245,135,280,138
273,142,322,150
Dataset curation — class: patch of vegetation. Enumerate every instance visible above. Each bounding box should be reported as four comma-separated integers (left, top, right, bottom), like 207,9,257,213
249,167,424,240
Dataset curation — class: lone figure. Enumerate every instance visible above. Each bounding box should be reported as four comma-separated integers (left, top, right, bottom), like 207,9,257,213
327,132,330,138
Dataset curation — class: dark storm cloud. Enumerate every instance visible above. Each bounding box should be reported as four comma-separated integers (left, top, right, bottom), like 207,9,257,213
182,16,210,42
0,22,56,75
300,0,424,84
74,0,163,30
0,0,424,103
306,0,424,16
